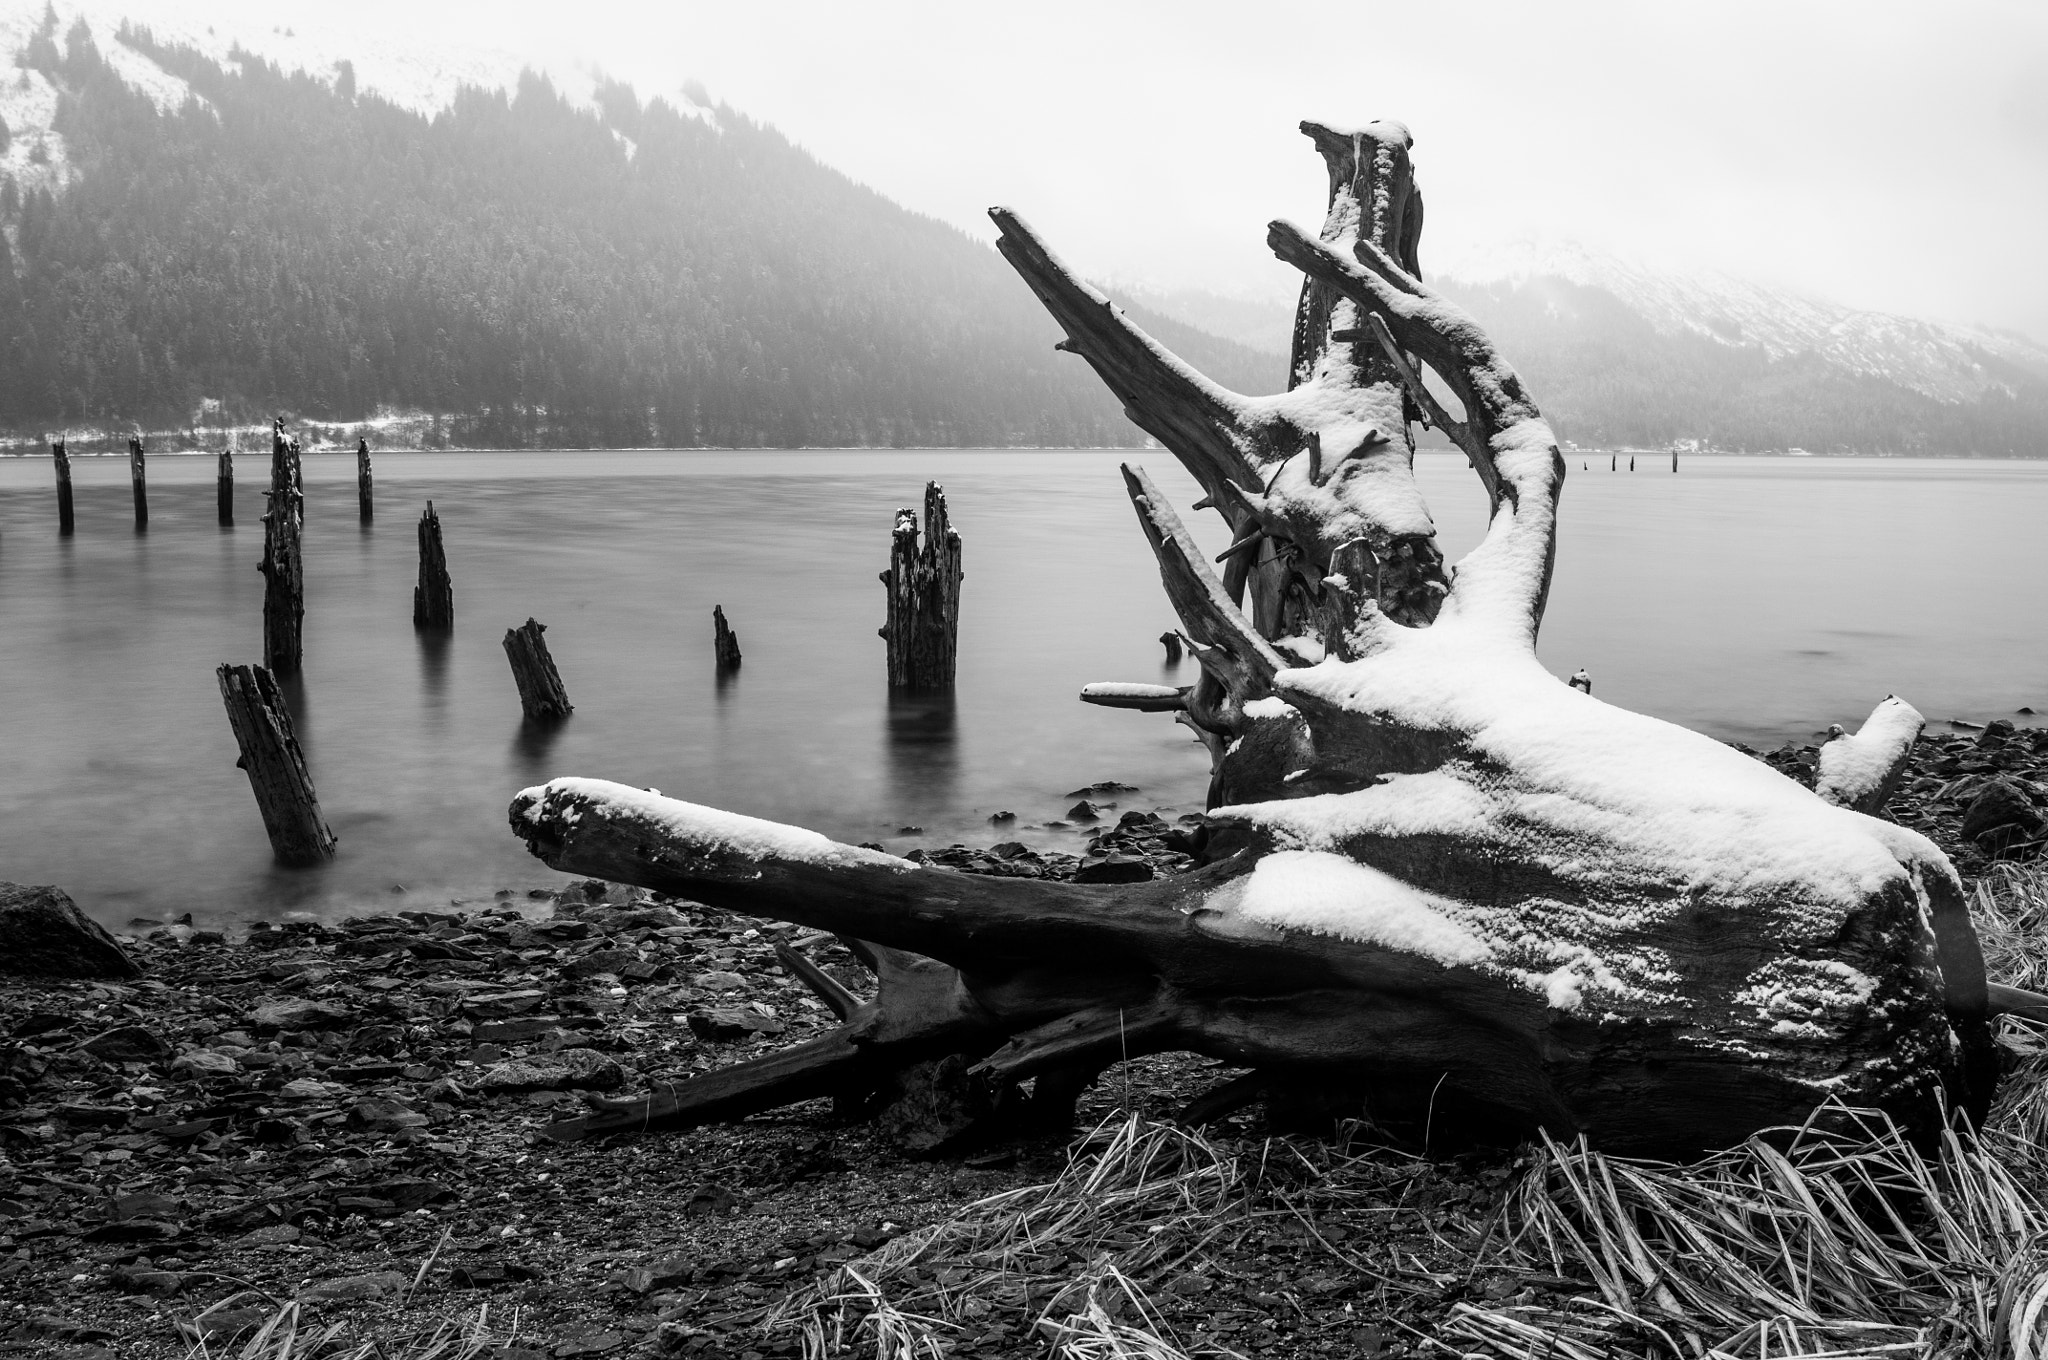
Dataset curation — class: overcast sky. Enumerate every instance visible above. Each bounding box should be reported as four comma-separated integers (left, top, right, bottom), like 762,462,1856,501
155,0,2048,337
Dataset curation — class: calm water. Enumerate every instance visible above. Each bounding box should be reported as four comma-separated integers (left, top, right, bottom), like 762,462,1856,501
2,449,2045,929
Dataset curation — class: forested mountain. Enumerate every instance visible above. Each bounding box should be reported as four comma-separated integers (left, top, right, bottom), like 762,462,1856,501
0,14,1279,448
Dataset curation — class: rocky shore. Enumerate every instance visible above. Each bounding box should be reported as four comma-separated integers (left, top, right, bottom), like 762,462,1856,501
1,721,2040,1360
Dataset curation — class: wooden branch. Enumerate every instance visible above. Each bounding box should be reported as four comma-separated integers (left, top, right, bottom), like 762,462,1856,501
990,207,1269,506
774,940,861,1021
1814,696,1923,817
1079,682,1189,712
1120,464,1287,713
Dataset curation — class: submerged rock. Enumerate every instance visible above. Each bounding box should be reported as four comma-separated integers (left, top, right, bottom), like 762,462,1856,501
0,883,140,979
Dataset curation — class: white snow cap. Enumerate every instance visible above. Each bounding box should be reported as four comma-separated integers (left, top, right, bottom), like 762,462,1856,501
1814,696,1924,810
1203,850,1489,966
521,778,915,871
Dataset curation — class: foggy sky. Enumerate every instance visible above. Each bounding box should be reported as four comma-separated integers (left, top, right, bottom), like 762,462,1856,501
155,0,2048,337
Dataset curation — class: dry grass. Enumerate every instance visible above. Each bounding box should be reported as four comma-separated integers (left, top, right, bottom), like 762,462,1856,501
178,1293,513,1360
183,866,2048,1360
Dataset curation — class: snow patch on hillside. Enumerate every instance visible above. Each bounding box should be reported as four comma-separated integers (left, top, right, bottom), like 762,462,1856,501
1434,233,2048,405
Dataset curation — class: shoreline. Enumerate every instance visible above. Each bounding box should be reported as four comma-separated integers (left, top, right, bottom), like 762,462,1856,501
2,720,2043,1357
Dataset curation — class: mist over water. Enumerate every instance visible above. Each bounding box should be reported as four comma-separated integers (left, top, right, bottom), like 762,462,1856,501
3,449,2045,930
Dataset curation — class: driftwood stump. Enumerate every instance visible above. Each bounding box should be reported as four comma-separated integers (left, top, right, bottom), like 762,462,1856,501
508,121,2025,1158
413,502,453,630
51,441,72,536
713,605,742,671
259,423,305,677
357,439,373,524
218,663,335,866
128,436,147,531
504,618,573,721
217,448,234,527
1159,631,1182,663
879,482,964,688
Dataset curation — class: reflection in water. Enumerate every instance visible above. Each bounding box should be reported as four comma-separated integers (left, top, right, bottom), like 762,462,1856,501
511,716,568,774
715,665,739,704
886,689,958,823
277,672,312,756
417,631,450,727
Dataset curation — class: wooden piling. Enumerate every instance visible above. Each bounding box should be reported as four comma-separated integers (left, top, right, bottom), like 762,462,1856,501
357,438,373,524
504,618,573,721
259,423,305,676
217,662,337,866
1159,631,1182,663
129,436,147,530
52,441,72,536
217,448,234,526
1672,449,1679,473
713,605,742,671
413,502,453,629
878,481,964,689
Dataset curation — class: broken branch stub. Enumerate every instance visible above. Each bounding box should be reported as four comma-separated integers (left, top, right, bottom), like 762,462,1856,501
878,482,964,689
510,123,2001,1155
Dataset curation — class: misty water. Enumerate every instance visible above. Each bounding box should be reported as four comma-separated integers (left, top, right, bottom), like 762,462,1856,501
4,448,2046,931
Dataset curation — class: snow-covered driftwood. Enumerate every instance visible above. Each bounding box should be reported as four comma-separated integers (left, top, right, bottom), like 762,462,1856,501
510,123,2013,1155
1815,696,1923,816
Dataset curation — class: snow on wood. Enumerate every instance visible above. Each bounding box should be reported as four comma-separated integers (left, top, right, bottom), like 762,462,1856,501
1815,696,1924,816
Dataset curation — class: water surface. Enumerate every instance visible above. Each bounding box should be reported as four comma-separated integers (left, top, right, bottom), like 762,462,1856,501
2,450,2042,927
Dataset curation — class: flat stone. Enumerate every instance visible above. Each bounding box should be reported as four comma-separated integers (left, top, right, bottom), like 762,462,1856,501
690,970,748,993
346,1097,430,1133
461,989,547,1020
0,883,140,979
686,1006,785,1041
279,1077,335,1100
478,1047,625,1092
564,949,636,978
171,1050,241,1078
238,1223,301,1246
249,999,355,1030
1074,854,1155,885
79,1025,170,1062
300,1270,409,1303
552,1327,626,1356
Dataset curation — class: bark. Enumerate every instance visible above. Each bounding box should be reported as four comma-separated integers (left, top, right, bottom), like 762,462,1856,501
413,502,454,630
504,618,573,722
258,425,305,678
879,482,963,688
506,122,2006,1156
52,441,72,536
217,449,234,528
713,605,742,671
219,663,335,866
128,436,147,531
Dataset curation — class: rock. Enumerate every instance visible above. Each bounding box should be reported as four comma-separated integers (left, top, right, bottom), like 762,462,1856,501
0,883,140,979
280,1078,336,1100
79,1025,170,1062
238,1223,302,1246
1961,777,2046,851
479,1047,625,1092
687,1007,785,1041
356,1178,452,1211
249,999,355,1031
1074,854,1155,884
1979,719,2019,749
301,1270,409,1303
689,970,748,993
988,811,1016,825
472,1016,563,1043
551,1326,626,1357
171,1050,241,1078
1065,781,1140,798
347,1098,430,1133
461,989,547,1020
683,1184,741,1216
180,1306,270,1340
564,949,635,978
1065,800,1104,821
874,1054,989,1155
55,1103,130,1128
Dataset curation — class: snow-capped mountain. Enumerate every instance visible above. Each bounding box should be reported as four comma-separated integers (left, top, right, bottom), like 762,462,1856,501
1430,235,2048,407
